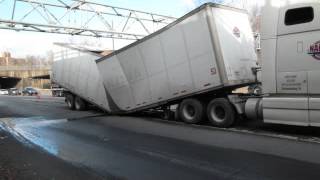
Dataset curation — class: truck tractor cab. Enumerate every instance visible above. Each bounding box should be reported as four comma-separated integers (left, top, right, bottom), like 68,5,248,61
261,0,320,126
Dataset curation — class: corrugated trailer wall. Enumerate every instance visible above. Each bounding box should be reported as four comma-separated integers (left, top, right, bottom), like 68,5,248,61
52,48,111,111
96,3,257,113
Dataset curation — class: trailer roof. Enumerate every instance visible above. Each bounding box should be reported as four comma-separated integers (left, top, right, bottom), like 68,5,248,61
96,2,248,63
54,42,105,57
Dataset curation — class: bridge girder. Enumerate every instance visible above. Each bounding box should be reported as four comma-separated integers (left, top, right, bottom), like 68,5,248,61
0,0,177,41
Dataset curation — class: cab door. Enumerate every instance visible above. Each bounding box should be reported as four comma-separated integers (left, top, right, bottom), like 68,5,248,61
277,3,320,126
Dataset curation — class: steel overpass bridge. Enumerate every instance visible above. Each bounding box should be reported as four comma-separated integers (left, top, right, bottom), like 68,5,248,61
0,0,176,41
0,0,177,89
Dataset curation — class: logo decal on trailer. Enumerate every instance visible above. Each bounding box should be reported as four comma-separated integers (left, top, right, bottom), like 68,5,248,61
308,41,320,60
210,67,216,75
233,27,241,38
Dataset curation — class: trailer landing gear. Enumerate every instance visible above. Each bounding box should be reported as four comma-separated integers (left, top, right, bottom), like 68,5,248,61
162,106,174,120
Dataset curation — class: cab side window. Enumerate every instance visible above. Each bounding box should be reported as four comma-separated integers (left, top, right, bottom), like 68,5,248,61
285,7,314,26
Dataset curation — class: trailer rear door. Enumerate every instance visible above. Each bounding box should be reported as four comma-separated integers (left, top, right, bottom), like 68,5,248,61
211,7,257,84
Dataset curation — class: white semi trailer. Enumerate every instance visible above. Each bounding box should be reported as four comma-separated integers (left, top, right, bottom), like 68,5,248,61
95,3,257,128
52,43,111,111
53,1,320,128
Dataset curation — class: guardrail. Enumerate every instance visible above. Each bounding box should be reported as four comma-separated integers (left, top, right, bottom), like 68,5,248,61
0,65,51,71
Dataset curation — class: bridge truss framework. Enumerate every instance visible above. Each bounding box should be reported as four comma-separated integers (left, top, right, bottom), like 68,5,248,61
0,0,177,41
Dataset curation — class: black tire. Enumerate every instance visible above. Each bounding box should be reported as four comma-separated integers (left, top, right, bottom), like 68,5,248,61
66,94,75,110
75,96,87,111
178,98,205,124
174,104,180,121
207,98,236,128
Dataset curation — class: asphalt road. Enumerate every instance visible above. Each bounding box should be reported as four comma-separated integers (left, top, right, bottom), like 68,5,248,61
1,95,320,180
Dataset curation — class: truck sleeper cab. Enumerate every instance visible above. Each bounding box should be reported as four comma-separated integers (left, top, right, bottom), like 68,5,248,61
260,0,320,126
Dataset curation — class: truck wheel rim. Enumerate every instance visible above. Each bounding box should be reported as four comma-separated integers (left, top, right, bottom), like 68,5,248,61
183,104,196,120
211,106,226,123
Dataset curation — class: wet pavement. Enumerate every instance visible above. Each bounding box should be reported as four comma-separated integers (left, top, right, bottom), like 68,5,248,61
1,95,320,180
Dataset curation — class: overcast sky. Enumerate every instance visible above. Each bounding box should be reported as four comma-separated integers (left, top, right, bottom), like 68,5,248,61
0,0,264,58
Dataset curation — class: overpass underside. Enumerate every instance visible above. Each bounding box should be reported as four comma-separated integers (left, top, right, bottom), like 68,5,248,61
0,68,51,89
0,77,21,89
